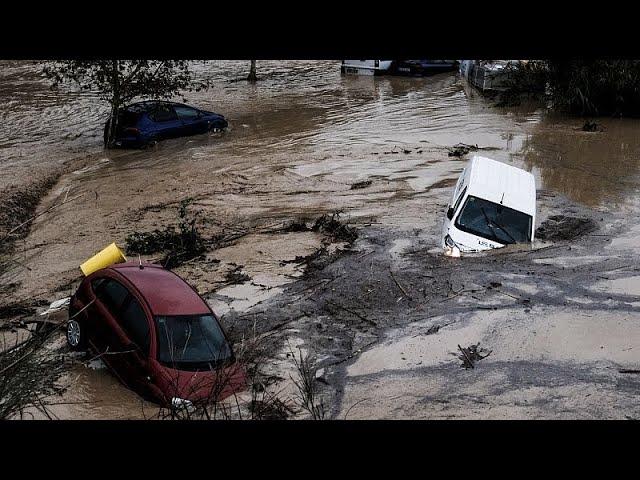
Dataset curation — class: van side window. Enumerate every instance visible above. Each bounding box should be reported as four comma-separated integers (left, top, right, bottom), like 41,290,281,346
120,297,151,354
96,279,129,314
452,187,467,216
453,169,466,198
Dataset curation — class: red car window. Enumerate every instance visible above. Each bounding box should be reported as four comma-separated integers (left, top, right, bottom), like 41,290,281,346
120,297,151,355
96,279,129,313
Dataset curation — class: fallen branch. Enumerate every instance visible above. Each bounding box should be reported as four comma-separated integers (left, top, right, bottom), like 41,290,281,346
389,268,411,299
458,344,475,369
343,398,370,420
324,299,377,327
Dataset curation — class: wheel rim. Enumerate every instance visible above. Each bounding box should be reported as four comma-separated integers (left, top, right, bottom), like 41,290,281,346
67,320,81,347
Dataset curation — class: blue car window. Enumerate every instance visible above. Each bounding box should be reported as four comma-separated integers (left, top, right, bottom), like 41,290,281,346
174,106,200,120
149,104,178,122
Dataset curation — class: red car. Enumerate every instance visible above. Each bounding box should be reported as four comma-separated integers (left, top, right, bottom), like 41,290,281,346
67,262,246,406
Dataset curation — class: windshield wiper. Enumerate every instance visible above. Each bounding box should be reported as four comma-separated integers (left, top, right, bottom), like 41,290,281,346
480,207,499,239
491,218,518,243
480,207,517,244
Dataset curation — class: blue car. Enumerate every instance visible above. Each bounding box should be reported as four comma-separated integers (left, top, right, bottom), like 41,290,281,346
104,100,228,148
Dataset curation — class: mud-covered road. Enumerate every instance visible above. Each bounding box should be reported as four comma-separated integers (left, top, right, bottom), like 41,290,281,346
1,61,640,419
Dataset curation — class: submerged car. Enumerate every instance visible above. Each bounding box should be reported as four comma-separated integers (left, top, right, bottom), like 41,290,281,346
67,262,245,406
441,156,536,255
104,100,228,148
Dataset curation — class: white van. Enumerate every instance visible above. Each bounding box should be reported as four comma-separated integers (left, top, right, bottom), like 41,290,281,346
441,156,536,255
341,60,394,76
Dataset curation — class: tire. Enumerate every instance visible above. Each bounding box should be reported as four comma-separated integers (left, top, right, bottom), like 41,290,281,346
209,121,227,133
67,305,86,350
142,137,158,149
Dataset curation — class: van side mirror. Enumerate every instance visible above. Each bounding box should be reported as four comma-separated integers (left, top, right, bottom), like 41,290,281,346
447,207,454,220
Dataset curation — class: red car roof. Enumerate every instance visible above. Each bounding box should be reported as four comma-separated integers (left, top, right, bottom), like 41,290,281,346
110,263,210,316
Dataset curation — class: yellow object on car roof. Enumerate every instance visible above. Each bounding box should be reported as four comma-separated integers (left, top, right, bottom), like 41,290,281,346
80,242,127,276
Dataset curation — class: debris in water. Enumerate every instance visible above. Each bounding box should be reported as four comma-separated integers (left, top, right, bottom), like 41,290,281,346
125,200,206,269
283,220,310,232
312,212,358,244
0,299,48,322
447,143,478,157
282,212,358,244
536,215,597,241
249,398,294,420
582,120,600,132
39,297,70,316
350,180,373,190
225,265,250,285
282,247,341,273
426,322,454,335
457,343,492,369
426,325,441,335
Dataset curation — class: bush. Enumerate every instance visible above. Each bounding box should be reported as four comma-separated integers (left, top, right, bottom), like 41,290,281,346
546,60,640,116
125,200,206,269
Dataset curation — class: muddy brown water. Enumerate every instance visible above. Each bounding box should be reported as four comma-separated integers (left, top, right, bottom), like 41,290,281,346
3,60,640,419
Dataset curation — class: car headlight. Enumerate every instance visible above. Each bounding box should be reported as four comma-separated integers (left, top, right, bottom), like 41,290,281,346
171,397,195,412
444,235,461,258
444,235,455,248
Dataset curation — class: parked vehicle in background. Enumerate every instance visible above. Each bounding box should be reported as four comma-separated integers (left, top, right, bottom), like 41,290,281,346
341,60,394,76
104,100,228,148
67,262,245,406
441,156,536,255
389,60,458,76
459,60,519,92
341,60,458,77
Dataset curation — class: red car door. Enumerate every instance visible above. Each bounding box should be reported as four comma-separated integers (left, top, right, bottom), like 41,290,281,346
113,294,155,399
90,278,136,384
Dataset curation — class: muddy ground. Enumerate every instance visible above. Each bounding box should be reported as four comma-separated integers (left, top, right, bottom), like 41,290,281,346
1,61,640,419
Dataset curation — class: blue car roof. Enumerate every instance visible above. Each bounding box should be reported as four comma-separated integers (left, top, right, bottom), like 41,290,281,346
126,100,170,112
126,100,196,112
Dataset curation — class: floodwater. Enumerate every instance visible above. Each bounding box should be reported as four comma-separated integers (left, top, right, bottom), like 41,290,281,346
4,60,640,419
4,60,640,207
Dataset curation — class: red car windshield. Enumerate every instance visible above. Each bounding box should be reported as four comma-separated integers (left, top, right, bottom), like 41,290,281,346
155,315,232,370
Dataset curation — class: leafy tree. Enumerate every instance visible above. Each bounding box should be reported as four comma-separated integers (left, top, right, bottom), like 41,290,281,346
501,59,640,116
43,60,208,147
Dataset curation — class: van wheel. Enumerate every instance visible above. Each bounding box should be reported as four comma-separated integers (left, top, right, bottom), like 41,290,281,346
67,319,86,350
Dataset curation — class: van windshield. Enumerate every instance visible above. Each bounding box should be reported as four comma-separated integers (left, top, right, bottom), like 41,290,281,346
155,315,232,370
455,195,532,244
